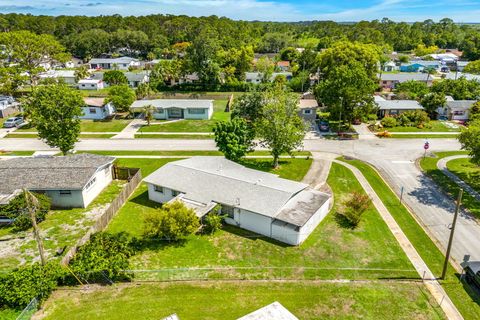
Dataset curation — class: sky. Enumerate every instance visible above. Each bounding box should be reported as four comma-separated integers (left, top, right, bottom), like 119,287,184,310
1,0,480,22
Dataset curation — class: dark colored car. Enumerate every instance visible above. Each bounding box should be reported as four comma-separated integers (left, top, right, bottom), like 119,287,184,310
318,121,329,132
464,261,480,289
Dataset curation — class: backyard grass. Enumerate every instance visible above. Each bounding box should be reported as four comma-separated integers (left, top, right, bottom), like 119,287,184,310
390,134,459,139
0,181,126,271
107,160,416,281
420,151,480,219
446,157,480,194
135,134,213,139
37,281,444,320
340,157,480,320
139,99,229,133
381,121,462,133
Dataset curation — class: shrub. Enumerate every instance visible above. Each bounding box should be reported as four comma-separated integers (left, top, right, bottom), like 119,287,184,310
367,114,378,121
68,232,135,283
376,130,392,138
339,192,371,227
396,110,430,127
143,201,200,241
380,116,397,128
202,208,224,235
0,262,64,309
0,192,51,231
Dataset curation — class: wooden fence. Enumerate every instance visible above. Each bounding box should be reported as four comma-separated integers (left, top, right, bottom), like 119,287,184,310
61,168,142,265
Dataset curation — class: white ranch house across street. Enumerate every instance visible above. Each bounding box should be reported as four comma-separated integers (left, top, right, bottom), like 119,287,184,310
78,79,104,90
144,157,331,246
89,56,141,70
130,99,214,120
0,154,115,208
81,97,116,120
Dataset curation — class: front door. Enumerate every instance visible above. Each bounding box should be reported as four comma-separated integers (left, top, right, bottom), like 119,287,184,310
167,107,184,119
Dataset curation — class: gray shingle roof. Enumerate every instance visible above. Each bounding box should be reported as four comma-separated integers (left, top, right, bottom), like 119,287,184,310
446,100,477,110
376,100,423,110
0,153,115,194
130,99,213,110
144,157,329,225
89,56,138,64
379,73,432,82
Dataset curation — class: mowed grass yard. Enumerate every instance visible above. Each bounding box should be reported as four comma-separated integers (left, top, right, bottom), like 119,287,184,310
38,281,444,320
379,121,462,132
446,157,480,194
107,158,416,281
139,100,229,133
15,119,131,133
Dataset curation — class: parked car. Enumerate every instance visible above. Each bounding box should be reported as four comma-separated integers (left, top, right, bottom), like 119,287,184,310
464,261,480,290
3,116,24,128
318,121,330,132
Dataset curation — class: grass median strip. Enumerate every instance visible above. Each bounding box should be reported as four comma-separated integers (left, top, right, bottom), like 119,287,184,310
79,150,311,157
340,157,480,320
390,134,459,139
135,134,213,139
5,133,115,139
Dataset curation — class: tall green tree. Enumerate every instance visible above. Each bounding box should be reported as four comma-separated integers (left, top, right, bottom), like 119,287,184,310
231,91,264,126
0,31,69,86
105,85,136,113
74,65,90,82
420,93,446,118
458,119,480,165
186,27,221,85
103,70,128,86
213,118,255,161
256,89,306,168
463,60,480,74
394,80,429,99
24,84,83,155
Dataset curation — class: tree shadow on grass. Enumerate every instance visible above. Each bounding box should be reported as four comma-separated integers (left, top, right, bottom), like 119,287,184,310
128,190,162,210
455,273,480,307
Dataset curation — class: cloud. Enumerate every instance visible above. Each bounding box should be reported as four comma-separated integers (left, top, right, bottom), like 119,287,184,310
81,2,103,7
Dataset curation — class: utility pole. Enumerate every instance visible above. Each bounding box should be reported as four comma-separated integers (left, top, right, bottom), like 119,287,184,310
24,189,46,266
441,188,463,279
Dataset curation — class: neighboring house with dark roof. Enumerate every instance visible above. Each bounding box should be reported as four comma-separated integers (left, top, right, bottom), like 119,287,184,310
81,97,116,120
446,100,477,121
378,73,435,90
130,99,213,120
375,99,424,118
89,56,140,70
144,157,331,245
0,96,21,118
298,99,318,121
0,153,115,208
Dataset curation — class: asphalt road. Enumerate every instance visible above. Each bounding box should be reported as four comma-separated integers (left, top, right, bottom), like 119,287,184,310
2,137,478,265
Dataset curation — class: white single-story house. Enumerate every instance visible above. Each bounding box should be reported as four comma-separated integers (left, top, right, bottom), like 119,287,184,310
89,56,140,70
376,99,424,118
81,97,116,120
0,153,115,208
245,72,293,84
446,100,477,121
90,71,149,88
78,79,104,90
0,96,21,118
298,99,318,121
144,157,331,246
130,99,213,120
382,61,398,72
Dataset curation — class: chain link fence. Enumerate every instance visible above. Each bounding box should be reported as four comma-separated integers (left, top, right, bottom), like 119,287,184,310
15,297,38,320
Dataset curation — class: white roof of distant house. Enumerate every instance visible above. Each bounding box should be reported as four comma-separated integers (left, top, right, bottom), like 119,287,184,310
78,79,102,84
130,99,213,110
299,99,318,109
429,53,458,61
376,100,423,110
379,73,433,82
374,95,387,102
144,157,329,226
83,97,106,107
237,302,299,320
445,72,480,81
89,56,139,64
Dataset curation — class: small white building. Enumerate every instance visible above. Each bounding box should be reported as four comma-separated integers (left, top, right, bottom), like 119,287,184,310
78,79,104,90
81,97,116,120
89,57,140,70
130,99,214,120
144,157,331,246
0,154,115,208
298,99,318,121
0,96,21,118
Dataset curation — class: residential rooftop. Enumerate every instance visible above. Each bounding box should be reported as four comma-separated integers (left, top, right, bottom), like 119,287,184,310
237,302,299,320
376,100,423,110
130,99,213,110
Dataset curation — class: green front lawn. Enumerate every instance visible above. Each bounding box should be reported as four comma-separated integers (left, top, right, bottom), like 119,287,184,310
38,281,444,320
420,151,480,220
383,121,462,133
139,99,229,133
0,150,35,156
108,160,415,281
446,157,480,194
390,134,459,139
5,133,115,139
80,120,131,132
341,157,480,320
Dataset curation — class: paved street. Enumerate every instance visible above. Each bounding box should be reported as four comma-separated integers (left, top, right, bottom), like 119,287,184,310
2,137,479,266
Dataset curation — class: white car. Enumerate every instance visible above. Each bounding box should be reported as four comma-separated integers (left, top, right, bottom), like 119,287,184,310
3,117,24,128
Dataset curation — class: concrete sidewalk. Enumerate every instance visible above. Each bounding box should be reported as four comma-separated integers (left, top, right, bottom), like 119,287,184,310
352,123,377,140
111,119,145,139
335,159,463,320
302,152,336,190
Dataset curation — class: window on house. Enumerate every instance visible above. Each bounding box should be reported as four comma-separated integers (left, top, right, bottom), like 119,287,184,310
85,177,96,190
188,108,206,114
154,185,164,193
172,190,180,197
91,84,95,88
221,205,235,219
303,109,312,114
89,108,97,114
157,108,164,113
453,110,465,116
59,190,72,196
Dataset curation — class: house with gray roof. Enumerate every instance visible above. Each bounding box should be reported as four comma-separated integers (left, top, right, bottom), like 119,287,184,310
89,56,140,70
446,100,477,121
0,153,115,208
379,73,435,90
130,99,213,120
144,157,331,245
375,99,424,118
